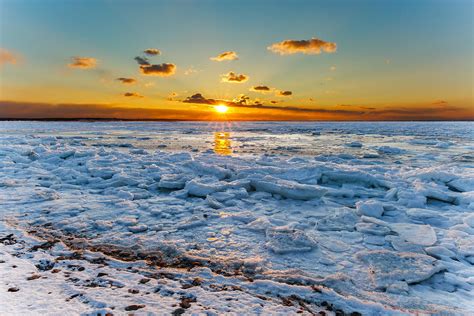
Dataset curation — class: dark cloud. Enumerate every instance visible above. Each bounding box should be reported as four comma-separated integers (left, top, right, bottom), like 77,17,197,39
116,77,137,84
221,72,249,83
139,63,176,76
182,93,363,115
277,90,292,96
250,85,271,93
144,48,161,56
68,56,97,69
210,51,238,61
134,56,150,66
123,92,144,98
268,37,337,55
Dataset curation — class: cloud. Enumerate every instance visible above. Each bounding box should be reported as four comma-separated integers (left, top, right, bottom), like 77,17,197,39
250,85,271,93
330,66,336,71
123,92,144,98
221,72,249,83
432,100,448,105
184,66,199,75
276,90,292,96
134,56,150,66
144,48,161,56
268,37,337,55
68,57,97,69
0,48,21,66
139,63,176,76
116,77,136,84
181,93,364,115
167,92,178,101
210,51,239,61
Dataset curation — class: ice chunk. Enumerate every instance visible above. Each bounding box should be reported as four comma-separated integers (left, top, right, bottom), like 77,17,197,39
316,208,359,231
464,214,474,228
250,176,326,200
128,224,148,233
356,200,384,218
389,223,437,246
448,178,474,192
317,237,350,252
183,161,231,180
185,179,250,197
158,174,189,189
425,246,456,259
357,250,441,288
265,227,316,254
355,222,390,236
345,141,362,148
377,146,406,155
245,217,273,232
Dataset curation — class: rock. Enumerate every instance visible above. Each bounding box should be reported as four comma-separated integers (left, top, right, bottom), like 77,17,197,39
124,304,145,311
356,200,384,218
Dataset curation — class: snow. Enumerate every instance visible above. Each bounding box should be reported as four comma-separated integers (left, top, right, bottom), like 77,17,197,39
0,120,473,315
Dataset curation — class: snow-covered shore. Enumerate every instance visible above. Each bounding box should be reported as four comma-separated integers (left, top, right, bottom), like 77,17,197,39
1,121,473,315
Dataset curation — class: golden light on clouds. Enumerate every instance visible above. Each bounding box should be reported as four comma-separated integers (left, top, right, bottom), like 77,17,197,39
210,51,239,61
221,72,249,83
268,37,337,55
68,56,97,69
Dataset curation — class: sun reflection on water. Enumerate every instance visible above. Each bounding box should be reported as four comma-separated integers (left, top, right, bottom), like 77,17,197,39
214,132,232,155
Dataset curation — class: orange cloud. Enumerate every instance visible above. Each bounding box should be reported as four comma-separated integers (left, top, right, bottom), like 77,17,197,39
221,71,249,83
117,77,137,84
210,51,239,61
144,48,161,56
268,37,337,55
139,63,176,76
0,48,21,66
68,56,97,69
123,92,143,98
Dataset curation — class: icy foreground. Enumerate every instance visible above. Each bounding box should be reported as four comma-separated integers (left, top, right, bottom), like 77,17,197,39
0,121,473,315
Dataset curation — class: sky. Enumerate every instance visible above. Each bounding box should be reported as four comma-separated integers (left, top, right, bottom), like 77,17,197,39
0,0,473,120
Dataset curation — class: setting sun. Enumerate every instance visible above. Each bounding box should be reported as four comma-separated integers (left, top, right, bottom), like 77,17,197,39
214,104,229,113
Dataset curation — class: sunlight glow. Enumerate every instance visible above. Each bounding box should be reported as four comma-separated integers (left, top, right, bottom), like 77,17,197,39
214,104,229,113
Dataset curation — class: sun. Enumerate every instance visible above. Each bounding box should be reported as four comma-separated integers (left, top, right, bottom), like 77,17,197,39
214,104,229,113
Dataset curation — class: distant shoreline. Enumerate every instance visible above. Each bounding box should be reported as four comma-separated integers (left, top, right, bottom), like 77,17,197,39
0,118,472,122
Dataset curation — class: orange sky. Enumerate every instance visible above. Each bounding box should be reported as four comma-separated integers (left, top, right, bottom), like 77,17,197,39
0,1,473,120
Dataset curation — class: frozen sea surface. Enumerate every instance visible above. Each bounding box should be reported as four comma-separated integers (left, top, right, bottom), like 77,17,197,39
0,121,473,315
